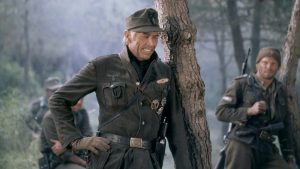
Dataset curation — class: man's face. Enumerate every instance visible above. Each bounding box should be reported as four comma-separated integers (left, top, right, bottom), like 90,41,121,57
125,31,159,61
256,56,279,80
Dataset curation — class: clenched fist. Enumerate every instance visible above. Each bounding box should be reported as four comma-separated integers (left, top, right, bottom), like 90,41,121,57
247,100,267,116
71,136,110,154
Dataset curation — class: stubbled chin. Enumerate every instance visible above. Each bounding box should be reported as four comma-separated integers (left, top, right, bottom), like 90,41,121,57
141,52,153,58
262,74,274,80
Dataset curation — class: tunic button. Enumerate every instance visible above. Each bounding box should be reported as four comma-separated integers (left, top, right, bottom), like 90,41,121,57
140,101,143,106
142,121,145,125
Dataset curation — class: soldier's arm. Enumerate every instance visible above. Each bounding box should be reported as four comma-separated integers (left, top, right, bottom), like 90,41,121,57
49,61,97,148
42,114,80,163
41,112,60,145
215,79,248,124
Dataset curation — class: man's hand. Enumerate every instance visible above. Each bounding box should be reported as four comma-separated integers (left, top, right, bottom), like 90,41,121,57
247,100,267,116
51,139,65,156
71,136,110,155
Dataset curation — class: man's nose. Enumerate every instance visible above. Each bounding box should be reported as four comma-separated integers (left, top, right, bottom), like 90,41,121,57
267,64,273,69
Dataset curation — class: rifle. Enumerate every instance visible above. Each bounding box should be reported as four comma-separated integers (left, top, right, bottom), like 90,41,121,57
214,48,251,169
155,116,168,168
236,122,284,136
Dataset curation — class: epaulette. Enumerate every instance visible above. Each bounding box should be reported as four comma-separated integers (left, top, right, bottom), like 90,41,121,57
234,74,248,80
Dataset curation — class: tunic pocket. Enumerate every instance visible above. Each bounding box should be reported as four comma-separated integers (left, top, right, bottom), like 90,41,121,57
102,82,127,107
244,89,257,106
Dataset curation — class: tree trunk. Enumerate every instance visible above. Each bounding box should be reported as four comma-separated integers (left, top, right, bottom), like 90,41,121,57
250,0,262,71
23,0,31,93
226,0,245,72
278,0,300,166
155,1,212,168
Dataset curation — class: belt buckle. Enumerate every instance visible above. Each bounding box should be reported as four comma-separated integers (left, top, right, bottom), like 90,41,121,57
130,137,143,148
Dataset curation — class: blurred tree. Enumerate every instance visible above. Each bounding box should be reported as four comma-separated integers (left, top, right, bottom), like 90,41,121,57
23,0,31,94
155,0,212,168
0,89,39,168
250,0,262,70
226,0,245,72
0,57,40,96
278,0,300,165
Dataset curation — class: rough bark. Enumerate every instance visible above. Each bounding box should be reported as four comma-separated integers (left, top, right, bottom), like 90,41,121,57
278,0,300,166
155,0,212,168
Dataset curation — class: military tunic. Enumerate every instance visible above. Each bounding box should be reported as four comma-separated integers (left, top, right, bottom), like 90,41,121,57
215,73,294,169
49,47,192,169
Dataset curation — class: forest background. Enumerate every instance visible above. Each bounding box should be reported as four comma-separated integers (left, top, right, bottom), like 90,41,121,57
0,0,299,168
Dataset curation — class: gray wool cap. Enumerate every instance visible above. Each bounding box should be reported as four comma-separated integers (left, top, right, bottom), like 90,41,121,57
125,8,163,32
256,47,281,67
44,77,62,91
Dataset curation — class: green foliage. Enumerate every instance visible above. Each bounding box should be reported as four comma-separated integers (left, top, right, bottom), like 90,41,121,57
0,58,24,94
0,57,42,96
0,89,40,169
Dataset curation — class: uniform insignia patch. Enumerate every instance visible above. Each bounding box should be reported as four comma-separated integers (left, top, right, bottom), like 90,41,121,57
151,99,160,110
156,78,169,84
222,96,233,102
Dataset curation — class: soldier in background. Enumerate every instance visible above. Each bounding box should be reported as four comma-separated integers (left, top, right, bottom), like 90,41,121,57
215,47,296,169
39,98,93,169
26,77,62,139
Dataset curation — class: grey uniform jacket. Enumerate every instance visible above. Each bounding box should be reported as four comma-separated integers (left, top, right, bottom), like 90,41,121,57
215,74,294,159
49,47,193,169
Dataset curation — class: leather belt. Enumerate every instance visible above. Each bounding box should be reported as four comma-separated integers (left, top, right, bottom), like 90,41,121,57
99,133,153,149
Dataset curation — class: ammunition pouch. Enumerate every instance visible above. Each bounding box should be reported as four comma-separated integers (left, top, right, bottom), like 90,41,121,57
234,127,276,145
234,128,256,145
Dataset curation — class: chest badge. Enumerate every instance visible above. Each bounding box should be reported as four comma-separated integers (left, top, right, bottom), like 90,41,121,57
151,99,160,110
156,78,169,84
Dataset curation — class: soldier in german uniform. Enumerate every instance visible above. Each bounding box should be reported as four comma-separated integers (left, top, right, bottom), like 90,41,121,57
26,77,62,139
39,98,93,169
215,47,296,169
49,8,193,169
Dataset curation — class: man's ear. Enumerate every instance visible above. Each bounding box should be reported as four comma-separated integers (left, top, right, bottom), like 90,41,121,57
124,31,130,43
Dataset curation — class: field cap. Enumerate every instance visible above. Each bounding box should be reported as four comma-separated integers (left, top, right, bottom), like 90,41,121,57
44,77,62,91
125,8,163,32
256,47,281,67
